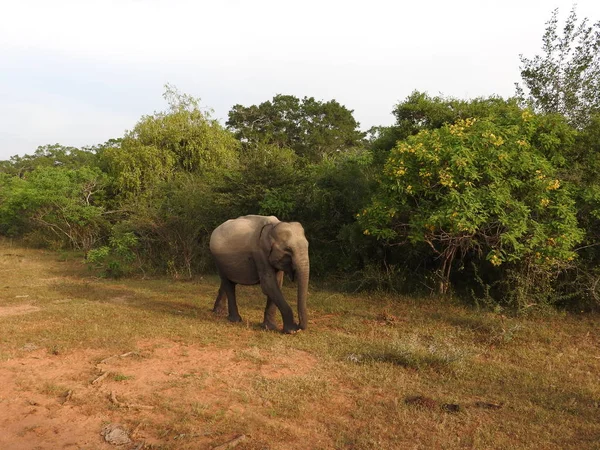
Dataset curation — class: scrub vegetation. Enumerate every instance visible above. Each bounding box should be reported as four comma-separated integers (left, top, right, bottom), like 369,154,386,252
1,7,600,447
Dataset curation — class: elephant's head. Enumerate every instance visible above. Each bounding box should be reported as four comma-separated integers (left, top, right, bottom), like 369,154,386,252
263,221,310,330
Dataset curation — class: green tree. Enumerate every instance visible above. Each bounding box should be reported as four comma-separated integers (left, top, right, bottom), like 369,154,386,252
360,110,583,302
294,149,376,276
369,92,526,164
103,85,239,197
0,144,99,177
516,6,600,128
122,173,235,277
227,94,365,161
0,166,108,250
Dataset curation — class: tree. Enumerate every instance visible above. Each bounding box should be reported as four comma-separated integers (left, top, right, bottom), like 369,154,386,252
0,166,108,250
227,94,365,161
369,92,527,164
360,109,583,299
0,144,99,178
516,6,600,128
103,85,239,197
123,173,234,277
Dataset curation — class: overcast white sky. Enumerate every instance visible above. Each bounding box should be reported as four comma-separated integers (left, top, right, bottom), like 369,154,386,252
1,0,599,160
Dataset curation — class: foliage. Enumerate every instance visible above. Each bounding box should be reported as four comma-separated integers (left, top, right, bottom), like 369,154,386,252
2,65,600,311
360,109,583,301
296,149,377,276
369,92,530,164
0,144,99,177
86,231,139,278
225,144,303,219
103,85,239,197
516,6,600,129
120,173,235,278
0,166,108,250
227,94,365,161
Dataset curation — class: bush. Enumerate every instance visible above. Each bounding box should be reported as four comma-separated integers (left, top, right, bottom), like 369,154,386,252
86,231,139,278
360,110,583,306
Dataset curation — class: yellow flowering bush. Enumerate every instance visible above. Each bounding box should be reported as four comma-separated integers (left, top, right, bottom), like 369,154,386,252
359,111,583,293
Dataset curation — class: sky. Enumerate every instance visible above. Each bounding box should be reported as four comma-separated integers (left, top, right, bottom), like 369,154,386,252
1,0,599,161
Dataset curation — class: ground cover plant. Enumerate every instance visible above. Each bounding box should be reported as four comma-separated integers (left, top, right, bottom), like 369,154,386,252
0,240,598,449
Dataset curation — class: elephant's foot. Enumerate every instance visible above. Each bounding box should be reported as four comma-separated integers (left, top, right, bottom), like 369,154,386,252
227,314,243,323
282,323,301,334
261,320,278,331
212,306,226,315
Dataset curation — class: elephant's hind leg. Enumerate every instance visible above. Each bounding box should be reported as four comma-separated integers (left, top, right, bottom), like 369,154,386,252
221,278,242,323
212,286,227,315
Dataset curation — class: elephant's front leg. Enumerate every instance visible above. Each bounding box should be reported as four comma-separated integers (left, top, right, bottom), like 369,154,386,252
262,271,284,330
260,271,298,334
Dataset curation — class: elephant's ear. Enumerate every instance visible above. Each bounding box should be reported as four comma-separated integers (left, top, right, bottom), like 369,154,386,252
258,223,275,257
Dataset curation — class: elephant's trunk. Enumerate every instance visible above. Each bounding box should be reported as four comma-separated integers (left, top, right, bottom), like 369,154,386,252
295,257,309,330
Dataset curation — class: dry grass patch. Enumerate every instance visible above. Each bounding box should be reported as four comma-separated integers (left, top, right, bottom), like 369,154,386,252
0,239,599,449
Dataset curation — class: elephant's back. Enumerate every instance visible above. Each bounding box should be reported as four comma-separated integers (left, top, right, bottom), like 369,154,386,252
210,215,279,253
209,216,280,284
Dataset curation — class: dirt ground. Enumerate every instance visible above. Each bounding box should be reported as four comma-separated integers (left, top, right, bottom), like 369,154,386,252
0,333,320,449
2,244,599,449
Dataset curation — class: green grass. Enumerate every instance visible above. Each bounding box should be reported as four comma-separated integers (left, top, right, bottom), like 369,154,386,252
0,240,599,449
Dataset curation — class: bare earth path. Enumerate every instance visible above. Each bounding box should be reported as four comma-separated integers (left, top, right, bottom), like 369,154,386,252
0,244,330,449
1,241,599,449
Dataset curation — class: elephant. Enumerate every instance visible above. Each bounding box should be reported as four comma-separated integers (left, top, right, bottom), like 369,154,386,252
209,215,309,334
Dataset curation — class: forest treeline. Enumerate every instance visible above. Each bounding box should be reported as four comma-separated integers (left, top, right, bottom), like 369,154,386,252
1,7,600,311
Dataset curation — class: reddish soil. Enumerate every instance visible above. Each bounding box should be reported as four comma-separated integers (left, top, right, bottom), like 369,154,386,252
0,338,320,449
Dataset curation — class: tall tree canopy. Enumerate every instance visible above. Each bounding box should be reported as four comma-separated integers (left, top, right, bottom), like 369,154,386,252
516,7,600,129
227,94,365,161
103,86,239,197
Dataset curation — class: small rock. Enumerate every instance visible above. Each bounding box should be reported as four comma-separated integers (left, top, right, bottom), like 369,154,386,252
347,353,361,363
405,395,438,410
441,403,460,413
102,424,132,446
474,401,503,410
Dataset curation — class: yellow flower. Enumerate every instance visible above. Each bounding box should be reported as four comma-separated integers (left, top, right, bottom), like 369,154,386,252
540,198,550,207
547,179,561,191
439,171,454,187
363,229,370,236
491,135,504,146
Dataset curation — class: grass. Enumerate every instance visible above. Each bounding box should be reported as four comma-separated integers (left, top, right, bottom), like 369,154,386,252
0,239,599,449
